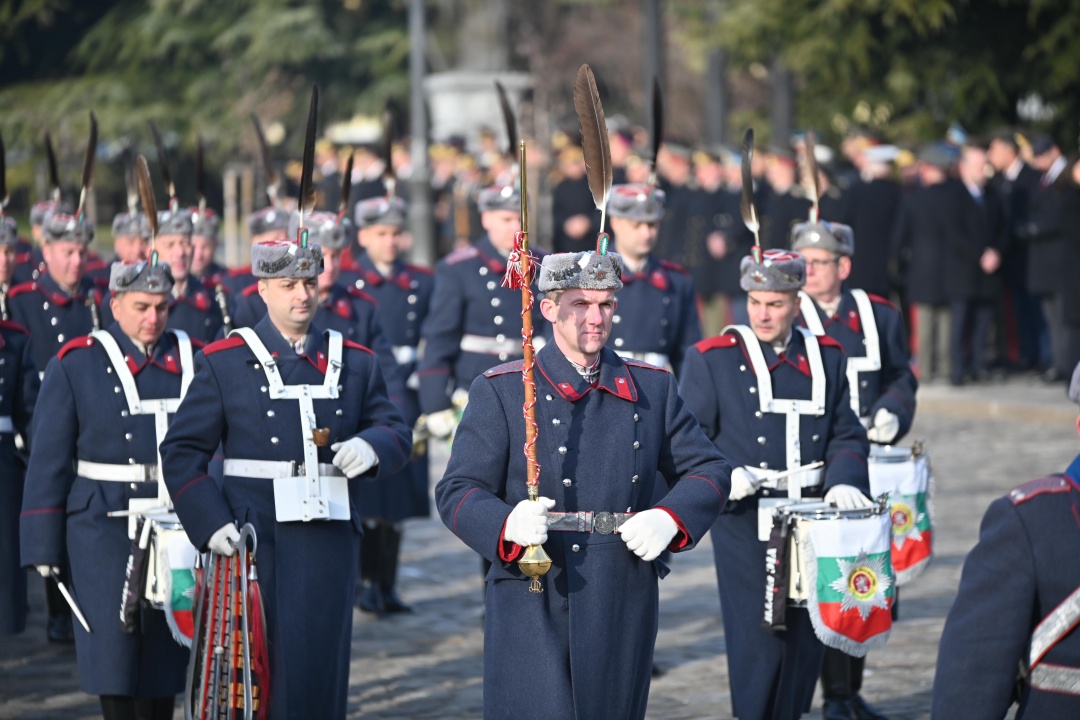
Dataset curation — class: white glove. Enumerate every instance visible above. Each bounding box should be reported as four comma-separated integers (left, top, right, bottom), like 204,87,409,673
503,497,556,547
825,484,874,510
208,524,241,556
331,437,379,478
729,466,766,501
620,509,678,562
866,409,900,444
36,564,60,578
425,409,458,439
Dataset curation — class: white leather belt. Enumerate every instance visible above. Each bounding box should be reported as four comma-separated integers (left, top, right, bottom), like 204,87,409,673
0,415,13,434
615,350,671,369
760,467,824,490
77,460,157,483
223,459,345,479
459,333,522,356
391,345,418,365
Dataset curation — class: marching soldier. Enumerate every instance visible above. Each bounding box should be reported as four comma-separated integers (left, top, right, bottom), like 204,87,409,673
1,213,18,318
20,258,192,719
190,207,227,288
100,209,224,344
221,207,290,295
606,183,701,375
793,220,916,719
932,363,1080,718
417,184,545,439
679,248,871,720
353,195,435,615
87,211,150,285
160,235,412,719
435,249,729,719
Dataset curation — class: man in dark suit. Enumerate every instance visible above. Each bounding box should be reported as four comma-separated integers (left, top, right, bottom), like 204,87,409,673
841,145,903,299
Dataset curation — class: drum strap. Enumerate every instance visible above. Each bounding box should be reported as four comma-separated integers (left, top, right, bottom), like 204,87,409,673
723,325,826,497
90,329,193,501
799,290,880,420
1025,583,1080,695
763,513,792,632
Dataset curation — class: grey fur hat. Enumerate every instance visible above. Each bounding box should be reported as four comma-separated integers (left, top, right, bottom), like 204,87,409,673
109,260,175,294
477,185,520,213
538,251,624,292
191,207,220,240
288,211,354,251
157,208,194,237
791,220,855,257
247,207,291,237
31,200,72,227
1070,362,1080,405
0,217,17,247
739,249,806,292
251,240,324,279
608,184,666,223
112,212,150,240
355,196,408,229
42,211,94,245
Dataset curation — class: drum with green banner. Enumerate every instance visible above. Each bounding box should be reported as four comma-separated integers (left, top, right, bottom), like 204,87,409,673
868,443,934,585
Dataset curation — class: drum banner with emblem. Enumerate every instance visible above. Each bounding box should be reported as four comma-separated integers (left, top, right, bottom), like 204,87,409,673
869,447,933,586
803,511,894,656
160,527,198,647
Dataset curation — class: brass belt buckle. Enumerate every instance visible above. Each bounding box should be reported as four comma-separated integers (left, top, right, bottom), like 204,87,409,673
593,511,616,535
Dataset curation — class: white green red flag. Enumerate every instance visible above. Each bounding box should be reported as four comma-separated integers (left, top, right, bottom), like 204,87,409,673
804,511,894,656
869,450,933,585
163,529,198,647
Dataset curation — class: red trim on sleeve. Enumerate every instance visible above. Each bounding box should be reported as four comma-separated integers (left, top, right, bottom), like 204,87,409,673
655,506,690,551
172,474,211,501
497,517,525,562
20,507,63,516
452,487,479,534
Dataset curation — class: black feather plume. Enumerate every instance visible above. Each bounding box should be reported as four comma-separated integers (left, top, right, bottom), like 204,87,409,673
137,155,158,241
298,84,319,221
649,76,664,187
381,102,396,198
573,64,613,230
149,121,175,203
339,151,354,217
495,80,517,160
740,128,761,252
195,135,206,211
77,112,98,217
251,113,279,207
44,131,60,203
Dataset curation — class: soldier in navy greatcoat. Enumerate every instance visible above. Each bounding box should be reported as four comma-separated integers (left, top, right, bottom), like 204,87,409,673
221,207,291,295
12,199,70,285
1,215,20,317
353,195,435,615
932,362,1080,719
793,220,915,719
436,249,730,720
161,236,411,720
417,184,546,440
87,212,151,286
20,259,192,720
190,207,228,289
606,184,701,376
679,248,871,720
0,293,38,636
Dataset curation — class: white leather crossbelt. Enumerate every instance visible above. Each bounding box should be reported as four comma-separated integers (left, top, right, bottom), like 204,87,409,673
223,459,344,479
459,334,522,356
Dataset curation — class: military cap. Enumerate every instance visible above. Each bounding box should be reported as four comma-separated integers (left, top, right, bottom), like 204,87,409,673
191,207,220,240
918,143,956,170
251,240,323,279
608,184,666,223
112,212,150,239
42,210,94,245
288,211,354,251
0,216,17,247
157,208,194,237
31,200,72,227
791,220,855,257
355,195,408,229
1070,362,1080,405
538,251,624,293
109,259,175,294
477,185,520,213
247,207,291,237
862,145,900,165
740,249,806,293
1030,133,1057,157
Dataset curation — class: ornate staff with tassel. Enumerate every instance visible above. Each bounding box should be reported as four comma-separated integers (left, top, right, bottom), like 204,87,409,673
495,82,551,593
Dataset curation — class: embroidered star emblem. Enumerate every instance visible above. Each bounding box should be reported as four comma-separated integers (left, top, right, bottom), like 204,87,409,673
828,548,892,620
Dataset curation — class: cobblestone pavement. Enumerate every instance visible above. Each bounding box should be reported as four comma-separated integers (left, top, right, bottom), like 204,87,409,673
2,376,1075,719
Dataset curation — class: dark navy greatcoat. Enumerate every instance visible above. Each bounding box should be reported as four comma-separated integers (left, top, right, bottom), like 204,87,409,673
417,235,547,414
933,458,1080,719
607,255,701,376
799,289,917,436
680,328,870,720
353,254,435,521
0,321,38,635
160,317,411,720
435,344,730,720
12,245,45,285
99,278,225,345
8,273,106,376
19,324,191,695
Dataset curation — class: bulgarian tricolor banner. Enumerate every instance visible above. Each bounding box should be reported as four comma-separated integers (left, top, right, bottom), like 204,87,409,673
869,447,934,585
804,511,894,656
163,528,198,648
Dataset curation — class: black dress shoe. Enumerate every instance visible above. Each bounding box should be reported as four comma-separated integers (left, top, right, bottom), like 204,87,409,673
381,589,413,614
357,582,386,615
823,699,854,720
849,694,889,720
47,613,74,643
